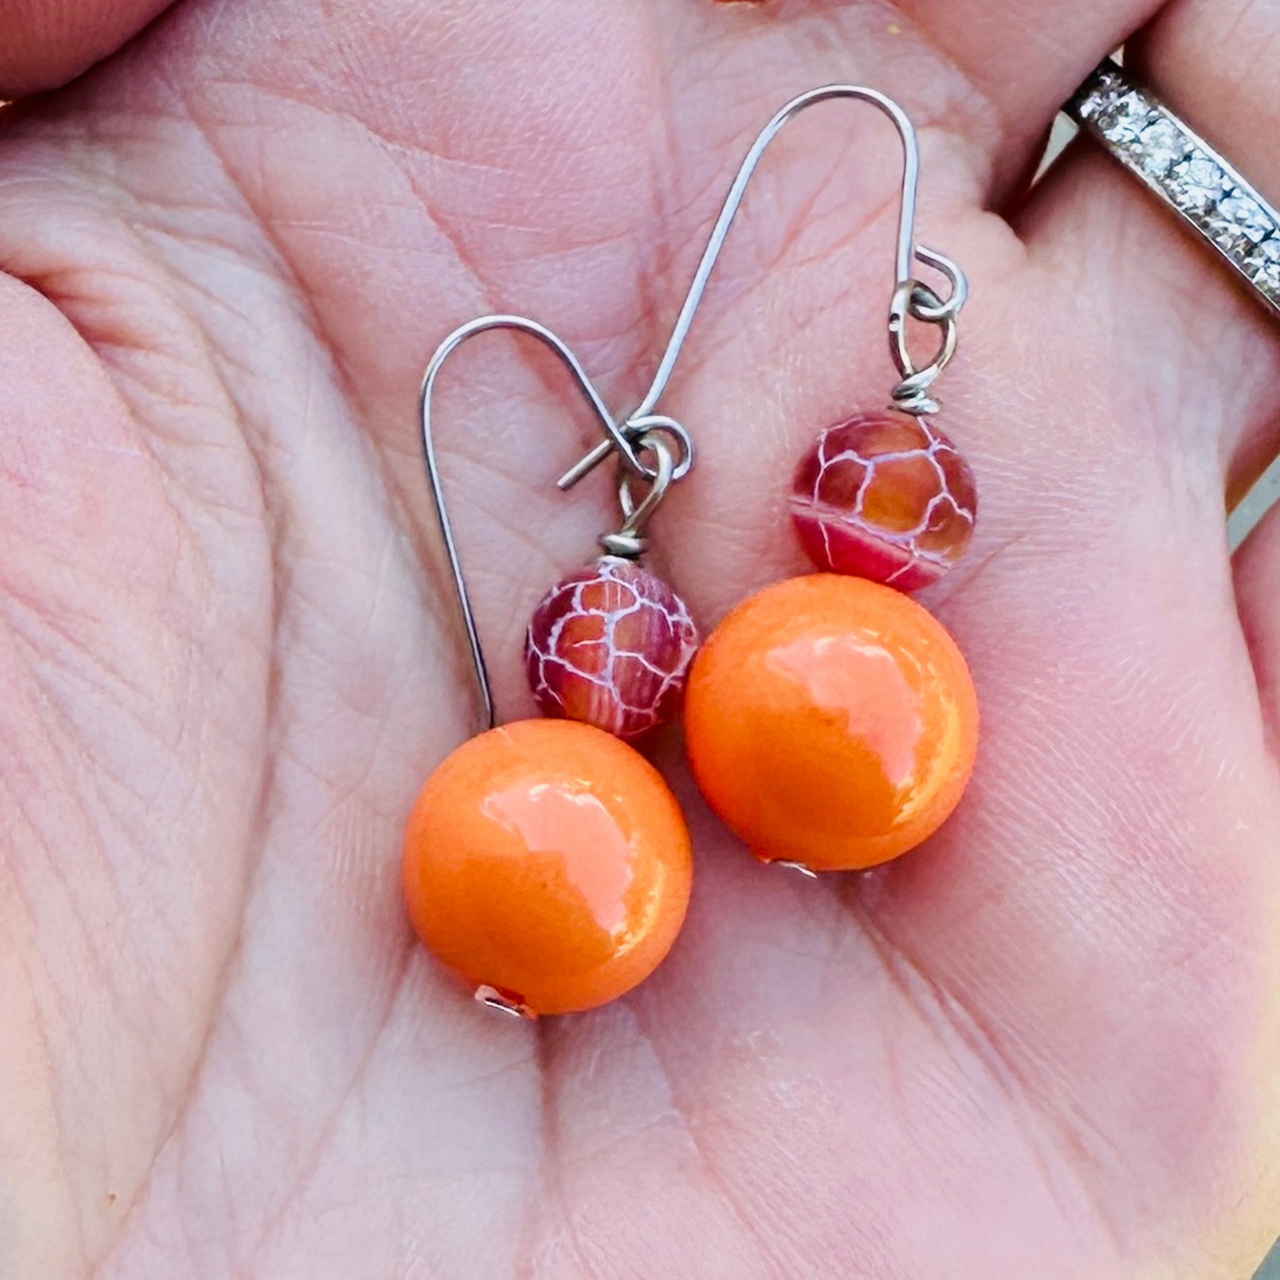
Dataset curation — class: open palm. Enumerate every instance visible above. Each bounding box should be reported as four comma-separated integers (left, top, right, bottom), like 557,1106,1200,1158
3,0,1280,1276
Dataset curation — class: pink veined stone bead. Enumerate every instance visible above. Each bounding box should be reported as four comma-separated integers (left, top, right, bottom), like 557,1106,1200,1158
525,557,699,742
790,410,978,591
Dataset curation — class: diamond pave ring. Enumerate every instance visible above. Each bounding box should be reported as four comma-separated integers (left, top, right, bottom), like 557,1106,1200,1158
1067,57,1280,318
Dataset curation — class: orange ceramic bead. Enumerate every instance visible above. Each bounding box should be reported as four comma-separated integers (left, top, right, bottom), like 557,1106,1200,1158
685,575,978,871
403,718,692,1016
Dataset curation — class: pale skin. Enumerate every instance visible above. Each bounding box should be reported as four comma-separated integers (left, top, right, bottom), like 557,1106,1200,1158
1,0,1280,1276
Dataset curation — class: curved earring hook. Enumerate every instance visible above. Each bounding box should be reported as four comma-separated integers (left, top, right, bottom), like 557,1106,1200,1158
421,314,621,734
638,83,947,421
559,83,967,489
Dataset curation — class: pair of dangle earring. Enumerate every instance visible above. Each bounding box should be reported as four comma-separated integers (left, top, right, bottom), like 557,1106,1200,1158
403,86,980,1018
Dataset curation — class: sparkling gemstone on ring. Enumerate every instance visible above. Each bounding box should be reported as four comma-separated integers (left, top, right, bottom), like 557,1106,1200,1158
1246,239,1280,294
1137,118,1190,176
1218,194,1273,244
1169,153,1226,211
1101,92,1154,144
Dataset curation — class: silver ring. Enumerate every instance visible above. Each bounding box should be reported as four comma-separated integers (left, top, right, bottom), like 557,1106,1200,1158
1067,57,1280,319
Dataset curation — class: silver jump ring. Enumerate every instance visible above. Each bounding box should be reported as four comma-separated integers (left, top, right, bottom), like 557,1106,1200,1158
890,279,959,381
619,414,695,483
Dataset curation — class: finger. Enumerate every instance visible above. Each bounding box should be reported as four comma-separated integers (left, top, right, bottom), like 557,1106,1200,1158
0,267,273,1276
1127,0,1280,495
0,0,176,97
901,44,1280,1273
1016,13,1280,493
1016,135,1280,502
655,0,1171,221
1131,0,1280,163
1235,498,1280,745
809,0,1164,190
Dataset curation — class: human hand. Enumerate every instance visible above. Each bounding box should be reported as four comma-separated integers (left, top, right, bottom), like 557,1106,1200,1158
1,1,1278,1276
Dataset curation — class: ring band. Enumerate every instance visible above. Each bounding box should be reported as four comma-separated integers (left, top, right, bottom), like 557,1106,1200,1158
1066,57,1280,318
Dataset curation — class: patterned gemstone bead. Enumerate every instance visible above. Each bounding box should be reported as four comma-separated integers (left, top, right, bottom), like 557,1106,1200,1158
525,557,699,742
790,410,977,591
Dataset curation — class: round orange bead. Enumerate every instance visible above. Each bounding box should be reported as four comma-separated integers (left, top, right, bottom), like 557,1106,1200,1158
685,575,978,872
403,719,692,1016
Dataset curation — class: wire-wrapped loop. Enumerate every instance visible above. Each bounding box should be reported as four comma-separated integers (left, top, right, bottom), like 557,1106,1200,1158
889,276,961,416
600,431,679,559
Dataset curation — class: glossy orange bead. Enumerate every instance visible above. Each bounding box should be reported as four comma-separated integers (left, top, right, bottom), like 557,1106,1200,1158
403,719,692,1016
685,575,978,872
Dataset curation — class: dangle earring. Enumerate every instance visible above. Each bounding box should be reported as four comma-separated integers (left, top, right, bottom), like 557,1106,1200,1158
562,87,980,875
402,317,697,1019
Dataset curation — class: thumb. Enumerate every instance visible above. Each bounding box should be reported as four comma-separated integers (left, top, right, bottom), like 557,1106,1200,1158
0,0,176,98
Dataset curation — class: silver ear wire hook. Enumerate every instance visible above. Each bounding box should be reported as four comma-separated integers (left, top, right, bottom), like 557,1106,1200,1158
559,83,968,488
421,314,630,734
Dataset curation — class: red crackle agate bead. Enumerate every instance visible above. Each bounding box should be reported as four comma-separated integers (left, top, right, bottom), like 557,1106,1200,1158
525,557,699,742
790,410,977,592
